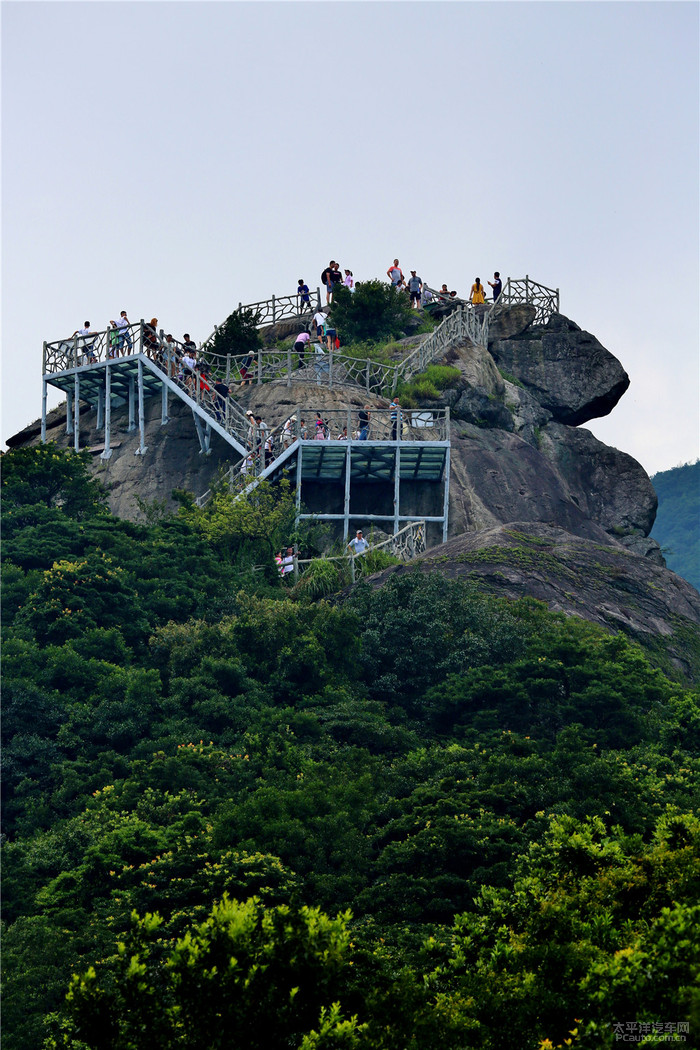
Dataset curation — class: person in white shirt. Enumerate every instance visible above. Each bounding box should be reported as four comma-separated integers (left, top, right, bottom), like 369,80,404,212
72,322,98,363
279,546,295,577
313,309,327,340
282,416,297,448
111,311,132,354
347,529,369,555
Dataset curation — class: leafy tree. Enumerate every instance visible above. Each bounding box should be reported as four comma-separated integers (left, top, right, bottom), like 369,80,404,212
209,306,261,359
2,443,107,521
330,281,416,344
430,811,700,1049
43,897,364,1050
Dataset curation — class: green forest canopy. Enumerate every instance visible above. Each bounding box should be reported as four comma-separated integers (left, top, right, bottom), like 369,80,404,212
2,445,699,1050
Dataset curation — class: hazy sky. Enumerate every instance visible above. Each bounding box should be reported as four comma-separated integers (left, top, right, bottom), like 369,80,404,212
2,0,698,476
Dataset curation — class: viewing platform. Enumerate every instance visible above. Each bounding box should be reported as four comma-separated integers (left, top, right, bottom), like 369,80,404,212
39,276,559,544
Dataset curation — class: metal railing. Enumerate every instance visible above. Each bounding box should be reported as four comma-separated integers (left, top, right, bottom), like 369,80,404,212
195,406,450,507
43,277,559,409
293,519,426,583
401,302,490,378
493,275,559,325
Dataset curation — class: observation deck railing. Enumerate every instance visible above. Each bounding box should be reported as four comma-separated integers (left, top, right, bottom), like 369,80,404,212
493,275,559,326
195,405,450,507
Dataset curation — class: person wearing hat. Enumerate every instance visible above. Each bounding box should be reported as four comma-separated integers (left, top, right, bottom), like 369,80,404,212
407,271,423,309
245,410,256,450
347,529,369,555
283,415,297,448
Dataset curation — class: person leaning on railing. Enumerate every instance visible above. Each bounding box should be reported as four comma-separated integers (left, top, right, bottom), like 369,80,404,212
72,322,98,363
143,319,160,360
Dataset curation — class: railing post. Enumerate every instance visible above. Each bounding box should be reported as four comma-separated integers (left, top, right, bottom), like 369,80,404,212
316,287,321,310
73,335,78,368
328,347,333,388
366,360,370,393
287,344,292,387
272,295,276,325
139,319,145,355
42,341,47,375
525,275,530,302
226,354,230,386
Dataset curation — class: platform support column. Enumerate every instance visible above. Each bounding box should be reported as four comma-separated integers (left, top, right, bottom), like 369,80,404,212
343,437,352,542
135,358,148,455
128,377,136,431
41,379,48,443
66,387,72,434
73,373,80,452
101,362,113,460
442,445,450,543
161,376,169,425
96,386,104,431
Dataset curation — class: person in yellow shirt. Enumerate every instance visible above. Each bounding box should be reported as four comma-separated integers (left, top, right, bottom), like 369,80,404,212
470,278,486,304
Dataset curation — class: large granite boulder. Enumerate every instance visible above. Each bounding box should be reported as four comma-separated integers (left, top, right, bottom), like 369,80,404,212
488,313,630,425
539,423,658,539
488,302,537,340
448,424,612,539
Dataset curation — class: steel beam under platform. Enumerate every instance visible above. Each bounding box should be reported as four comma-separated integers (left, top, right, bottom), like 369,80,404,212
42,353,247,458
266,438,450,543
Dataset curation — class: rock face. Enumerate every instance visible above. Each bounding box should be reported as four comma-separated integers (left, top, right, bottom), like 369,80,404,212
364,523,700,681
488,313,630,425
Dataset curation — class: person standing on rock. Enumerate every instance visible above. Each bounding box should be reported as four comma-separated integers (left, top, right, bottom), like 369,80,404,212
470,278,486,305
321,262,335,305
488,272,502,302
407,271,423,309
330,263,343,299
387,259,404,289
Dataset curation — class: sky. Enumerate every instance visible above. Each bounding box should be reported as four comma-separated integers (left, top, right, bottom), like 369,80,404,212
2,0,698,477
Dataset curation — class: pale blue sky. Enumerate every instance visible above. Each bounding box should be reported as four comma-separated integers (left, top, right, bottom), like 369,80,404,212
2,0,698,475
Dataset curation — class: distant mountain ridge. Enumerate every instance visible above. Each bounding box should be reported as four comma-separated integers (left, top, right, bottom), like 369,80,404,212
651,460,700,591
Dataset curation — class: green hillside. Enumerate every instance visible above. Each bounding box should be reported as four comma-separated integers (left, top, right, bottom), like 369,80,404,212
3,445,699,1050
651,460,700,592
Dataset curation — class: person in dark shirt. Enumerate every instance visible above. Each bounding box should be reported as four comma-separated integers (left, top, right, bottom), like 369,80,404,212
297,279,311,312
488,272,502,301
213,378,230,423
358,406,370,440
321,261,336,304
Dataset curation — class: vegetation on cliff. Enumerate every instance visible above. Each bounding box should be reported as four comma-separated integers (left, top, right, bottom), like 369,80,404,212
2,446,699,1049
